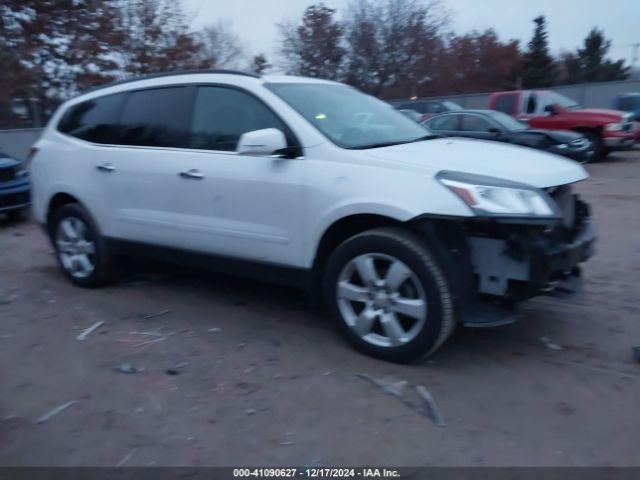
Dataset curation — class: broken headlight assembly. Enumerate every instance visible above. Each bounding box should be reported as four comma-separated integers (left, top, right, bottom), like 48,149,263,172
437,171,560,218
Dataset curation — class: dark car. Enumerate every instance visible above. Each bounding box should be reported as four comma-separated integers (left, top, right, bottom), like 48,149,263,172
395,99,462,122
0,151,31,221
423,109,594,163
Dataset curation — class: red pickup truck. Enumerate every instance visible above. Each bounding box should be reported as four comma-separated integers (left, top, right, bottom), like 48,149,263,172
488,90,636,160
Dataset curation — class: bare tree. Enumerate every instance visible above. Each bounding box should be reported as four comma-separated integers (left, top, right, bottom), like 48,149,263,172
0,0,123,124
342,0,450,97
251,54,271,75
200,20,245,69
113,0,210,76
431,30,522,95
278,4,345,80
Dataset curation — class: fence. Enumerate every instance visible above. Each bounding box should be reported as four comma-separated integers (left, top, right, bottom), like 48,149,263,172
391,79,640,110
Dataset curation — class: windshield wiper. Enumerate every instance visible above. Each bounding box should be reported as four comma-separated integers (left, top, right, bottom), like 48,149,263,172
347,134,439,150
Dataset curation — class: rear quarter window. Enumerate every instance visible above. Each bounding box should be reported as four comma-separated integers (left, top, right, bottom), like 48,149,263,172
57,93,126,144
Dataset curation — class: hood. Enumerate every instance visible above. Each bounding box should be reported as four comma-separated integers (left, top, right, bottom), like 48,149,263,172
567,108,629,122
361,138,587,188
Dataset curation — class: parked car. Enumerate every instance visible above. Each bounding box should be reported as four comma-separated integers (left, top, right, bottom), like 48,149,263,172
488,90,636,160
398,109,423,123
610,93,640,142
423,109,594,163
0,151,30,221
30,70,596,362
395,99,462,121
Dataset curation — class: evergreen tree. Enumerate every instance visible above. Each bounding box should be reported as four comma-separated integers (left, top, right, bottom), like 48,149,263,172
522,15,557,88
561,28,630,83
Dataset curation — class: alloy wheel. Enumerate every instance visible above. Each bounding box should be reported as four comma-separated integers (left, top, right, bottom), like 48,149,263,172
55,217,96,279
336,253,428,348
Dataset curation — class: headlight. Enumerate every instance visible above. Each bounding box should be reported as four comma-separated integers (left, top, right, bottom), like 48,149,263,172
437,171,559,218
605,122,623,131
555,143,568,149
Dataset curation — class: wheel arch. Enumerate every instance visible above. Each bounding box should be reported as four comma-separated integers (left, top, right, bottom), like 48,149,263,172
46,192,83,237
571,125,602,135
310,214,404,305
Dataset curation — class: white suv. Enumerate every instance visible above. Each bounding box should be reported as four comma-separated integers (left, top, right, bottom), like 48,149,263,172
30,70,596,362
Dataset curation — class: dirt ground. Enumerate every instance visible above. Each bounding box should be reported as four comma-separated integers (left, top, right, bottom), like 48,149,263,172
1,150,639,467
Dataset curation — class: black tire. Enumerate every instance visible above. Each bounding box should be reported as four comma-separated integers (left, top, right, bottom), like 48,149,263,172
50,203,113,288
585,132,604,161
323,227,456,363
6,208,29,222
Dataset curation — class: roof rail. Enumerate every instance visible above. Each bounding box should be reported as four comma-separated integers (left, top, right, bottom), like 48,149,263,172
80,69,260,95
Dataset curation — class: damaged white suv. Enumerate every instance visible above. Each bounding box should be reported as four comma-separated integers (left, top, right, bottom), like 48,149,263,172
30,71,596,362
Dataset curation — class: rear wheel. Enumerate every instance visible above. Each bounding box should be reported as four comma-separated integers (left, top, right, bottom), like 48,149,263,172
323,227,456,363
51,203,113,287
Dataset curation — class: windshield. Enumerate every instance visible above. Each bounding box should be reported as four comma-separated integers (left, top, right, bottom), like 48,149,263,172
548,92,581,109
485,110,529,131
266,83,431,149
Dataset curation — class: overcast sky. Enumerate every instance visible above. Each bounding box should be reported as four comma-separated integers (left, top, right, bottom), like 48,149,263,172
182,0,639,66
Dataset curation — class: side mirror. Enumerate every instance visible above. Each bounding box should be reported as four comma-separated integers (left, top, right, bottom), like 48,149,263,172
544,104,558,115
236,128,288,156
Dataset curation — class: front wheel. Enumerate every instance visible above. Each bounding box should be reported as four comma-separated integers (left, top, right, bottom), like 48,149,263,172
323,227,456,363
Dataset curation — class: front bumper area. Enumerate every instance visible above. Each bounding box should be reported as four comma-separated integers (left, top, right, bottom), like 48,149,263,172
457,198,595,327
468,216,595,300
604,134,635,150
0,180,31,213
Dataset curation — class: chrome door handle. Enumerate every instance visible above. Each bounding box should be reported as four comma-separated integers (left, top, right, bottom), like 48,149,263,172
96,163,115,172
179,169,204,180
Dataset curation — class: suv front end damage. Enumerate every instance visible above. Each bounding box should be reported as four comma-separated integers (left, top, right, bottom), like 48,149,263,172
413,180,596,328
467,189,595,301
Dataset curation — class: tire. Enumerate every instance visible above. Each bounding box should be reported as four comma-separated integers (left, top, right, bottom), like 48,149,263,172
323,227,456,363
6,208,29,222
584,132,604,161
50,203,113,288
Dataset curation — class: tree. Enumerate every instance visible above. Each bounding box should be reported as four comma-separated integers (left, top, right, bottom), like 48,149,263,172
278,3,345,80
522,15,556,88
433,29,522,94
251,54,270,75
560,28,629,84
0,0,123,120
201,21,244,69
342,0,450,97
113,0,211,76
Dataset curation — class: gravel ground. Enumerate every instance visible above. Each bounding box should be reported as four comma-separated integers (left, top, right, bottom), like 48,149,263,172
1,150,639,467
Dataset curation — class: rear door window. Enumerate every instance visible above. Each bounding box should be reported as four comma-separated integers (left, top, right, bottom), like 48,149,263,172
118,87,192,148
460,115,494,132
427,114,460,131
58,93,126,144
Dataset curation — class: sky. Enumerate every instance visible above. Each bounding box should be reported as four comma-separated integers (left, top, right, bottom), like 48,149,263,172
181,0,640,68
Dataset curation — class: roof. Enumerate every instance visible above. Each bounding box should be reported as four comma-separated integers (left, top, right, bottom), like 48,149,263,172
75,70,342,101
